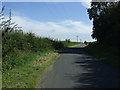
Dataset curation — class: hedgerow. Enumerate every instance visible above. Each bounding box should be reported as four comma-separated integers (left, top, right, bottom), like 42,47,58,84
1,6,79,72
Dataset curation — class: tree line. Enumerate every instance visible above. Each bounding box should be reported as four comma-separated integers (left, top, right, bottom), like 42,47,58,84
88,1,120,48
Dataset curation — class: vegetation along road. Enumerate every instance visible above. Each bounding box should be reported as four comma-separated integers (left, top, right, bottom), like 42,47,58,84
38,44,119,88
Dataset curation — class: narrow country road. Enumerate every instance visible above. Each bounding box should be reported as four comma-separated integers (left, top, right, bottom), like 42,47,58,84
38,45,120,88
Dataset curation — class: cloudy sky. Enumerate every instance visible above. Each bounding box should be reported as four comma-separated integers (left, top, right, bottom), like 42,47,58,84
2,1,95,42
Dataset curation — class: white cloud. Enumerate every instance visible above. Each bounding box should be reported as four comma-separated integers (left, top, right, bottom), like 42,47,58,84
81,0,91,8
11,16,93,41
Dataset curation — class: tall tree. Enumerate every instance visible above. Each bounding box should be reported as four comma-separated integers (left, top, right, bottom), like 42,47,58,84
88,1,120,47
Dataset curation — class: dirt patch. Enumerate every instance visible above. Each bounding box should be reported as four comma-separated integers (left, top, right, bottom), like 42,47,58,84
32,53,55,66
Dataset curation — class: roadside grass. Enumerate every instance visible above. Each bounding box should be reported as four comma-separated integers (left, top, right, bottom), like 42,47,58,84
55,43,81,52
2,43,80,88
2,50,59,88
0,72,1,89
85,42,119,70
68,43,82,47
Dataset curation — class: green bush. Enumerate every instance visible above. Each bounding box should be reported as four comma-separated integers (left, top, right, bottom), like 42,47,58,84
2,28,78,72
85,42,119,69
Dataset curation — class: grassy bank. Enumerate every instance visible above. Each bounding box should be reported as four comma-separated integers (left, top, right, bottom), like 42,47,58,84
2,25,81,88
68,43,81,47
85,42,119,70
61,41,81,47
3,42,80,88
2,29,80,72
2,33,80,88
2,50,59,88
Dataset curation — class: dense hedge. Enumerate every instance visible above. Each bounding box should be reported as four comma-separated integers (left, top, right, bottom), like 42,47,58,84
2,28,78,72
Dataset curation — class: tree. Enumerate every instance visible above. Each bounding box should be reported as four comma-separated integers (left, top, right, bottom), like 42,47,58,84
87,1,120,47
65,39,70,43
84,41,87,45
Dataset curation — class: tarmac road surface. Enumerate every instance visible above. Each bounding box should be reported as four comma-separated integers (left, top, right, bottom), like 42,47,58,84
38,45,120,88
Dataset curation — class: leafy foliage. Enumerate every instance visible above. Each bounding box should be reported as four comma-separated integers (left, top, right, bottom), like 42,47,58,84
2,28,76,71
1,6,79,72
88,1,120,47
86,41,119,69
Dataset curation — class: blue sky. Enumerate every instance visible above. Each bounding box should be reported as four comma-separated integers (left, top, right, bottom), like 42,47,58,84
3,2,91,24
2,2,94,42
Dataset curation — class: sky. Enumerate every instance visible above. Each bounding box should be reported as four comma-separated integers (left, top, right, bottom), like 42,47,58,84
1,1,95,42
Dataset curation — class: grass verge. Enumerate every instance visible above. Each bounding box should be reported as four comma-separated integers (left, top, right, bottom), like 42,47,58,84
85,42,119,70
2,50,59,88
68,43,82,47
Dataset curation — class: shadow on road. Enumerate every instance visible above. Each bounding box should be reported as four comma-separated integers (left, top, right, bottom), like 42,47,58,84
58,47,87,55
59,46,120,88
73,57,120,88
